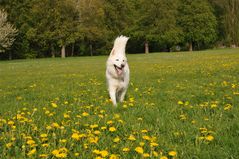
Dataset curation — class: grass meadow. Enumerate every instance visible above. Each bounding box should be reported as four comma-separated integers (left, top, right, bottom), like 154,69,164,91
0,48,239,159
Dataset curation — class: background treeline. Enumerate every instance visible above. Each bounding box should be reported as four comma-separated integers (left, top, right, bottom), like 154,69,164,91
0,0,239,59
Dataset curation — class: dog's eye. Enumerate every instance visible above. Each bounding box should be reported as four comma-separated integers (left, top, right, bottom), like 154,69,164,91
123,60,125,62
116,59,119,61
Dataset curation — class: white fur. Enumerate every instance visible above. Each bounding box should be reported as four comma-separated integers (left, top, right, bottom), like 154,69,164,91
106,35,130,106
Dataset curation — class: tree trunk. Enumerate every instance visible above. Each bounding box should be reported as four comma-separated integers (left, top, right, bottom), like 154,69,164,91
51,45,55,58
71,43,75,56
9,52,12,60
90,42,93,56
145,41,149,54
61,45,66,58
189,42,193,51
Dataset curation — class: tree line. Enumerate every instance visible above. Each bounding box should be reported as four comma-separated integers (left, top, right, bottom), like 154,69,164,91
0,0,239,59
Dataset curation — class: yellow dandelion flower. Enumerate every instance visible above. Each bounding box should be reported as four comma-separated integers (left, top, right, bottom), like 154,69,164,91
74,153,80,156
27,140,35,145
135,147,144,154
71,133,80,140
142,135,151,140
51,102,57,108
82,112,89,116
153,151,158,157
128,134,136,141
6,142,13,148
110,154,118,159
160,156,168,159
177,101,184,105
100,150,109,157
27,148,36,156
141,129,148,133
168,151,177,157
139,142,145,146
109,127,116,132
143,153,150,157
113,137,120,143
150,142,159,147
39,154,48,158
205,135,214,141
41,143,49,147
122,147,130,152
40,134,48,138
93,149,101,155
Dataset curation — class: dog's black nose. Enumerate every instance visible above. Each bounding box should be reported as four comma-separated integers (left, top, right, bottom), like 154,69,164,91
121,64,125,68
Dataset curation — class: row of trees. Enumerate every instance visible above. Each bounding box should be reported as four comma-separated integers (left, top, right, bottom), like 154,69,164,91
0,0,239,59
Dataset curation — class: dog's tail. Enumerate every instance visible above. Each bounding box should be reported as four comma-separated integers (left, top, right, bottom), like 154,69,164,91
112,35,129,55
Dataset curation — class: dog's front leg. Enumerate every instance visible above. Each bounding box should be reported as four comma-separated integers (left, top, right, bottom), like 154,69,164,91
109,87,117,106
119,89,127,103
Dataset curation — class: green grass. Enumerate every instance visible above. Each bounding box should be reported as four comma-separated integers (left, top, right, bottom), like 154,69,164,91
0,48,239,158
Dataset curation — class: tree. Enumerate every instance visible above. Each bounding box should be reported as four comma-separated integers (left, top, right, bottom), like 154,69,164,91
178,0,217,51
26,0,80,58
77,0,107,56
0,9,18,55
130,0,183,53
209,0,239,47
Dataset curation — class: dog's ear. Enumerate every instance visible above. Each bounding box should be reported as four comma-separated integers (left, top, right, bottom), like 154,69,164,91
110,48,115,56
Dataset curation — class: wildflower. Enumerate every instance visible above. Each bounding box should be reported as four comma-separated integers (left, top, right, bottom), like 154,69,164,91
205,135,214,141
109,127,116,132
100,150,109,157
143,153,150,157
82,112,89,116
51,102,57,108
39,154,48,158
93,149,101,155
27,148,36,156
142,135,151,140
52,148,68,158
74,153,80,156
135,147,144,154
141,129,148,133
177,101,183,105
150,142,159,147
27,140,35,145
128,134,136,141
40,134,48,138
72,133,80,140
6,142,13,148
41,144,49,147
110,154,118,159
113,137,120,143
160,156,168,159
168,151,177,157
122,147,130,152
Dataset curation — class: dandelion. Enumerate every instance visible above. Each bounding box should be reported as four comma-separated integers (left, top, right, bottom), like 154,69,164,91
72,133,80,140
135,146,144,154
82,112,89,116
40,133,48,138
109,127,116,132
100,150,109,157
143,153,150,157
39,154,48,158
6,142,13,148
142,135,151,140
122,147,130,152
113,137,120,143
128,134,136,141
27,148,36,156
109,154,118,159
160,156,168,159
168,151,177,157
205,135,214,141
51,102,58,108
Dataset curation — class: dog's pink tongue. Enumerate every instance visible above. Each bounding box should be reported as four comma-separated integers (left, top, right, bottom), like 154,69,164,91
117,68,123,75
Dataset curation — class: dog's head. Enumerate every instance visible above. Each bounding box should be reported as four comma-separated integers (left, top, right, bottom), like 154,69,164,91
109,49,127,76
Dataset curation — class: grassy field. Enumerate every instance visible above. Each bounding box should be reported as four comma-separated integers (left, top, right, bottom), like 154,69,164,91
0,48,239,159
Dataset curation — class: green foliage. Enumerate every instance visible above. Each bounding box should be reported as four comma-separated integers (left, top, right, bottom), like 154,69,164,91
0,0,238,59
178,0,217,50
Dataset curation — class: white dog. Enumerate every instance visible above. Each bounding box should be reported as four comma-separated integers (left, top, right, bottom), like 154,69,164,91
106,35,130,106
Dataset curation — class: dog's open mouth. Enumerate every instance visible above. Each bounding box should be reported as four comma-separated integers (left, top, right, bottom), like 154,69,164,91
114,64,124,75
